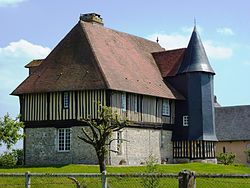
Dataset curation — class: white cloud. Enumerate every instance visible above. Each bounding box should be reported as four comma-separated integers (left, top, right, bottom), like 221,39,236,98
0,0,27,7
0,39,50,117
147,31,233,60
0,39,50,59
203,41,233,59
216,27,235,36
148,33,189,50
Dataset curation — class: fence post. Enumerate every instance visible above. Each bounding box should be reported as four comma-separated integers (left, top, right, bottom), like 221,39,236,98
102,171,107,188
25,171,31,188
178,170,196,188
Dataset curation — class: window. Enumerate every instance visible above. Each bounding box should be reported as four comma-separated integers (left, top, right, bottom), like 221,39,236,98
121,93,126,111
58,128,71,151
183,115,189,126
162,99,170,116
117,131,122,155
134,95,138,112
223,147,226,153
63,92,69,109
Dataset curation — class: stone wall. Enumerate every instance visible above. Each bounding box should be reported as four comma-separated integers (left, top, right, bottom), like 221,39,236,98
109,128,173,165
24,127,98,166
24,126,173,166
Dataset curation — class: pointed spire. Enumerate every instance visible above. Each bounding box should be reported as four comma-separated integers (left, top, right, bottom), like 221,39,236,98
177,26,215,74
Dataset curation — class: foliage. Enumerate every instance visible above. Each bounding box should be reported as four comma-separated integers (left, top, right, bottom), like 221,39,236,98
245,148,250,162
78,105,129,172
142,154,160,188
217,152,236,165
0,152,17,167
12,149,24,166
0,113,24,149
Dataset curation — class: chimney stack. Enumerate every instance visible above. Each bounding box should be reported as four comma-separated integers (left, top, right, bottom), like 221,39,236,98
80,13,103,25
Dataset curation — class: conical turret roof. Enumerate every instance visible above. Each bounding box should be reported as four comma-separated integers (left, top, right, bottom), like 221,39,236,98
177,26,215,74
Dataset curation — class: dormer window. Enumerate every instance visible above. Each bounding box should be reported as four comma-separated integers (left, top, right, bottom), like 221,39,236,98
63,92,69,109
162,99,170,116
121,93,126,111
183,115,189,126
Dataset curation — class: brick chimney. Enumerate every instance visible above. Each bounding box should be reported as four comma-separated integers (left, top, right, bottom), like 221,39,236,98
80,13,103,25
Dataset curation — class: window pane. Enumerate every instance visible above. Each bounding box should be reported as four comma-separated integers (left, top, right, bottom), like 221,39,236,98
162,99,170,116
121,93,126,111
63,92,69,108
117,131,122,154
58,128,71,151
183,115,189,126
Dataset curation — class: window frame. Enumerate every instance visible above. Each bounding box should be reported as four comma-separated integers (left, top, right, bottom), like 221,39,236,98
121,92,126,112
117,131,123,155
63,92,69,109
58,128,71,152
183,115,189,126
162,99,170,116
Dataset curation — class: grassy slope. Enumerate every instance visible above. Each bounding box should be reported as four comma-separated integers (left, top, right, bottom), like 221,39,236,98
0,163,249,174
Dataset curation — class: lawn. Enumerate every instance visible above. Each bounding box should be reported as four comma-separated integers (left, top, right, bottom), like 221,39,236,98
0,163,249,188
0,162,249,174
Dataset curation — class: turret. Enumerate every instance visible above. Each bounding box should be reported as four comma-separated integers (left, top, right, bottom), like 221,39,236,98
167,26,217,163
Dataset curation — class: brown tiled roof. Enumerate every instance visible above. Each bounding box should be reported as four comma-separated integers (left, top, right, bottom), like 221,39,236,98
12,21,184,100
25,59,44,68
153,48,186,77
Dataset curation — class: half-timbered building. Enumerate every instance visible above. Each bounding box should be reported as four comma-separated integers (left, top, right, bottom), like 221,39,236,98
12,13,217,165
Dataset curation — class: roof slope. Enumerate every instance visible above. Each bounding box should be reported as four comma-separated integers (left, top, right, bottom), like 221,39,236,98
215,105,250,141
12,21,184,99
177,27,215,75
153,48,186,77
12,23,107,95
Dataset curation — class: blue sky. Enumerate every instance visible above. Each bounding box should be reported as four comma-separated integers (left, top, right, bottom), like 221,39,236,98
0,0,250,118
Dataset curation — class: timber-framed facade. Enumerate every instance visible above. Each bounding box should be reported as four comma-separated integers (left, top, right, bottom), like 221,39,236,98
12,13,217,165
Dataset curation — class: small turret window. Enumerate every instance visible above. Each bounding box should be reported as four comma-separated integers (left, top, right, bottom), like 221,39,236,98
183,115,189,126
162,99,170,116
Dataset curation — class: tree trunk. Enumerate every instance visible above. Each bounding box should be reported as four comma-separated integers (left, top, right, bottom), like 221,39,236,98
99,158,106,173
97,153,106,173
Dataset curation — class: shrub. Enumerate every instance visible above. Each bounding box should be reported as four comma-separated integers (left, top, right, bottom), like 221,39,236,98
0,152,17,167
217,152,236,165
12,149,24,166
142,154,160,188
119,159,127,165
245,148,250,162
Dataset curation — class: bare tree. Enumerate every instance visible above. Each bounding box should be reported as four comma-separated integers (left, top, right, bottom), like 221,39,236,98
78,105,129,172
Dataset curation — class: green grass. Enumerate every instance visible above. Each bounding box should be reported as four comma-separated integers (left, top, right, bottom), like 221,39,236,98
0,163,249,188
0,163,249,174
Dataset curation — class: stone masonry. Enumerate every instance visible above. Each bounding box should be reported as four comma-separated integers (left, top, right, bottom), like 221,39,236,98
25,126,173,166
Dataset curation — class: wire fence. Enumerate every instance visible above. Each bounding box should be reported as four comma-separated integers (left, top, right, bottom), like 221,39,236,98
0,171,249,188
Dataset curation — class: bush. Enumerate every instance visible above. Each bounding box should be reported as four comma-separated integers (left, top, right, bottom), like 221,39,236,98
0,152,17,167
245,148,250,162
142,154,160,188
12,149,24,166
217,152,236,165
